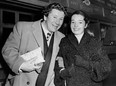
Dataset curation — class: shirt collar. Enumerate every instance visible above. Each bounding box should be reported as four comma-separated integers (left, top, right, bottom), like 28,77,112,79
75,32,84,43
41,22,52,37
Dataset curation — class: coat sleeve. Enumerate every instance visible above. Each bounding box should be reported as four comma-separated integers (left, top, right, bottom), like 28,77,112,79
90,41,112,82
1,22,25,74
54,39,65,86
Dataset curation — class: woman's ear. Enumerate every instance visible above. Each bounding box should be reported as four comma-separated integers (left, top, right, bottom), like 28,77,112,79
85,20,90,28
44,15,47,21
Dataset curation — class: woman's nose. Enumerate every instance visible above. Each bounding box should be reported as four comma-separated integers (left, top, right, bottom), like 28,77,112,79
74,23,78,27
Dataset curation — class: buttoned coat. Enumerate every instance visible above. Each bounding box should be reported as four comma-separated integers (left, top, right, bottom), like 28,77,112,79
2,20,65,86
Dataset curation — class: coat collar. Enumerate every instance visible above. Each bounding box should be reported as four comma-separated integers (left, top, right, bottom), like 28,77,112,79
31,19,61,53
68,32,91,50
32,20,44,51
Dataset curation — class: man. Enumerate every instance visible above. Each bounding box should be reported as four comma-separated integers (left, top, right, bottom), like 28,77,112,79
2,2,67,86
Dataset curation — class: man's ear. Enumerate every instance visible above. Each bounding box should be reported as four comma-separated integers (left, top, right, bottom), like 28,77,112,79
85,23,88,28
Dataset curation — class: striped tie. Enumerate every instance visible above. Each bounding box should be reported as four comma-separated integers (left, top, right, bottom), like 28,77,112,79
46,33,51,41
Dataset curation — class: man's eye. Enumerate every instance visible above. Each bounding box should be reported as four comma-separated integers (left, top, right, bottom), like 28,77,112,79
53,16,56,18
79,22,83,24
60,18,63,20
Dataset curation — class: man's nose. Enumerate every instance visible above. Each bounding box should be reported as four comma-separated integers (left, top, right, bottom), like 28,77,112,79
55,20,60,25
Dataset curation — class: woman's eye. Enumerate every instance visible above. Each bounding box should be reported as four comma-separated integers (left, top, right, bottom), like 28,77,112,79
71,21,74,23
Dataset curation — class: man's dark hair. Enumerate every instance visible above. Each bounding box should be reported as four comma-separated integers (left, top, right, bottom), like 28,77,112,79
43,3,67,17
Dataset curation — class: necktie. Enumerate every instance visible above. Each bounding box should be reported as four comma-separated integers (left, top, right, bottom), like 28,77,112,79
46,33,51,41
35,33,54,86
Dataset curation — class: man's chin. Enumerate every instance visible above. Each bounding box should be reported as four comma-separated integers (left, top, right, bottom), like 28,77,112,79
52,28,58,32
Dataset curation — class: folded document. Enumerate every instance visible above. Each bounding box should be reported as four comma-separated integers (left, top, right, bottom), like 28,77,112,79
20,47,45,63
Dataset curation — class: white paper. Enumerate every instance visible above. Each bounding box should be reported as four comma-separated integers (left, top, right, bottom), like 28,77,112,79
20,47,45,63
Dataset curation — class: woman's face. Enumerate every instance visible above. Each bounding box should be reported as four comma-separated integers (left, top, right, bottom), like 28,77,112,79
71,14,87,35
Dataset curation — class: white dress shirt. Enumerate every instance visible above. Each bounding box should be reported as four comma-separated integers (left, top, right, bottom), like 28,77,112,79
42,24,53,46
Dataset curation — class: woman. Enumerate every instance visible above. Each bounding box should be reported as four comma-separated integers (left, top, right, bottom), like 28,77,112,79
54,10,112,86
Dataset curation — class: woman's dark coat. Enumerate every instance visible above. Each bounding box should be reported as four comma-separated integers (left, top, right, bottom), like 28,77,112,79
54,32,112,86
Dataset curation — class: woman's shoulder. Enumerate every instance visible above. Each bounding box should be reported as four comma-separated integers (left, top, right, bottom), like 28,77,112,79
59,36,70,47
89,36,102,48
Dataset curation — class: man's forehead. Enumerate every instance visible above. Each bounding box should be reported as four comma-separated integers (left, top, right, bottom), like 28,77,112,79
50,9,64,14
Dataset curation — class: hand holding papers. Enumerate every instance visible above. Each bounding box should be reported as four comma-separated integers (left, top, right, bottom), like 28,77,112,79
20,47,45,73
21,47,45,64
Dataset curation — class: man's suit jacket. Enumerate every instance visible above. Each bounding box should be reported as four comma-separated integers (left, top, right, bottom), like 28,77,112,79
2,20,65,86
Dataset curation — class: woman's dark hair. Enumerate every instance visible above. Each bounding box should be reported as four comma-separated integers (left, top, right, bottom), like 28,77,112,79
67,10,90,34
70,10,90,24
43,3,67,17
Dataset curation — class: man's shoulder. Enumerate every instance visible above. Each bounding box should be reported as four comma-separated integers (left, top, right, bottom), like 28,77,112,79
16,21,35,28
56,31,65,38
15,20,41,32
54,31,65,44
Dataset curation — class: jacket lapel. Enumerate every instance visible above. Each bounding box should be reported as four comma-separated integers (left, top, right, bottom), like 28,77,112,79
68,33,79,50
32,20,44,51
68,33,91,51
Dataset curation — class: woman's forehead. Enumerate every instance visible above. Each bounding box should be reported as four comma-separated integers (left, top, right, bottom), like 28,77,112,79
71,14,84,21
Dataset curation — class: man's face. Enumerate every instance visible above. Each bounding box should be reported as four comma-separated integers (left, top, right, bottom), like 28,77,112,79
44,9,65,33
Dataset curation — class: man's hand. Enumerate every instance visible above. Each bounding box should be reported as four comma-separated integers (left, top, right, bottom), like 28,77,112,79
20,56,43,72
